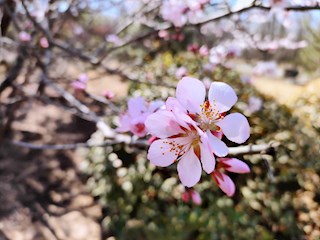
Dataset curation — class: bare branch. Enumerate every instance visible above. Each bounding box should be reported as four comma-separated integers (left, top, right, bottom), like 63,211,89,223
8,138,279,157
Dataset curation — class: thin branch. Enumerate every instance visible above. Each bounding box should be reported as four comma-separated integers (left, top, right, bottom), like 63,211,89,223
8,139,279,157
0,46,26,95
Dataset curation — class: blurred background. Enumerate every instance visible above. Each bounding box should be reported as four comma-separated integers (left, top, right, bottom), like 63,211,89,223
0,0,320,239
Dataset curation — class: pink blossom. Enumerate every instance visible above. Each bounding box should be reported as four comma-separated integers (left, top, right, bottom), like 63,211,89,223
158,30,170,40
146,77,250,187
71,81,86,90
209,44,241,65
78,73,89,83
187,43,199,53
211,158,250,196
171,32,185,42
175,67,188,80
247,96,263,114
19,31,31,42
253,61,278,76
71,73,88,90
199,45,209,56
117,97,165,138
39,37,49,48
160,0,188,27
240,76,252,85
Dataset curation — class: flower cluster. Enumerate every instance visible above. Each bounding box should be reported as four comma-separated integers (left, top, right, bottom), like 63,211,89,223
145,77,250,196
160,0,209,27
71,73,88,91
116,97,164,137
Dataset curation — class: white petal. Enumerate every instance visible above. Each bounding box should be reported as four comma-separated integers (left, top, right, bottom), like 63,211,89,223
199,136,215,174
207,131,229,157
177,147,202,187
208,82,237,113
176,77,206,114
216,113,250,144
166,97,198,130
147,139,178,167
145,110,184,138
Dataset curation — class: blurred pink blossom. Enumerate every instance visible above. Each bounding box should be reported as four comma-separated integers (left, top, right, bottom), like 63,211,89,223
19,31,31,42
171,32,185,42
39,37,49,48
253,61,278,76
209,44,242,65
158,30,170,40
160,0,209,27
247,96,263,114
199,45,209,56
117,97,165,138
71,81,86,90
175,67,188,79
71,73,88,90
146,77,250,187
160,0,188,27
187,43,199,53
211,158,250,196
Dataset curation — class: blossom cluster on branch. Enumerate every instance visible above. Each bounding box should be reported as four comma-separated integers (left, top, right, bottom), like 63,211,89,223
117,77,251,196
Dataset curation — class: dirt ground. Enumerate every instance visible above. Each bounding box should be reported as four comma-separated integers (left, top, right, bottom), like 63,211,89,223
0,99,102,240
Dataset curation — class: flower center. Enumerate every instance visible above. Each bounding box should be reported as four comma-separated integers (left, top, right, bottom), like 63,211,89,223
164,130,200,158
199,100,223,131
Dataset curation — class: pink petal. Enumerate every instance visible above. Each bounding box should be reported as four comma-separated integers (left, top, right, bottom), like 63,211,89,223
116,113,131,132
176,77,206,114
177,147,202,187
147,139,178,167
208,82,237,113
220,158,250,173
213,171,236,197
199,136,215,174
145,111,184,138
128,97,147,118
190,190,202,205
148,100,165,113
207,131,229,157
216,113,250,144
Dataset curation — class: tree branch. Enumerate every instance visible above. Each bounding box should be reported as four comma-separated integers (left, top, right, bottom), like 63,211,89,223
8,138,279,157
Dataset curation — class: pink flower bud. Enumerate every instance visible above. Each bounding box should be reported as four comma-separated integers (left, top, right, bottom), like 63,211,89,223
158,30,169,40
39,37,49,48
102,90,115,100
19,31,31,42
71,81,86,91
187,43,199,53
190,190,202,205
78,73,88,83
181,191,190,203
